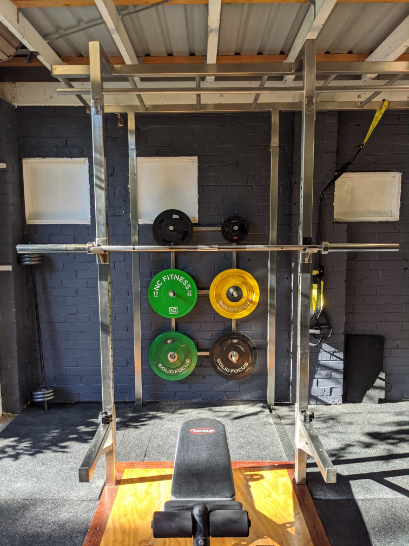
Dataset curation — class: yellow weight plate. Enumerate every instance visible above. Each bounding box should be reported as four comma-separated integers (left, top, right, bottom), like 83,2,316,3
209,268,260,319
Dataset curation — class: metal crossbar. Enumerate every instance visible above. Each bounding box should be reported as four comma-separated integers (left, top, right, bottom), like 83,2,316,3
51,61,409,79
56,84,409,96
16,243,399,254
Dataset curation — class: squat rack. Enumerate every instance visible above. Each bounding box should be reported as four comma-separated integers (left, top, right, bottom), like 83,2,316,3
17,40,405,488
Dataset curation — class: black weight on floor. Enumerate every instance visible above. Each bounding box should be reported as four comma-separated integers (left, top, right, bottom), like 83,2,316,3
209,332,257,380
221,216,249,243
153,209,193,246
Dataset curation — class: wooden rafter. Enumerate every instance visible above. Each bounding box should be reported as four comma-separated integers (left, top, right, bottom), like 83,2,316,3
94,0,139,65
11,0,409,7
0,0,62,69
0,0,90,107
92,1,145,107
206,0,221,83
283,0,336,85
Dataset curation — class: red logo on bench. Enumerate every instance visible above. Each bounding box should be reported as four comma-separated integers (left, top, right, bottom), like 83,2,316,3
189,428,216,434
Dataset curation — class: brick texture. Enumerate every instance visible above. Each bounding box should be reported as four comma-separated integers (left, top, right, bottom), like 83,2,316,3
16,108,294,403
291,112,347,405
339,111,409,402
10,106,407,406
0,99,31,413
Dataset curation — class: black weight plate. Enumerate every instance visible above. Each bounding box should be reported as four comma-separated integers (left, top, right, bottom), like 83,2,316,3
209,332,257,380
153,209,193,246
221,216,249,244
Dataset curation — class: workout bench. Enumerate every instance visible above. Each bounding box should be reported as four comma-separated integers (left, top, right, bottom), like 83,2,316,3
151,418,250,545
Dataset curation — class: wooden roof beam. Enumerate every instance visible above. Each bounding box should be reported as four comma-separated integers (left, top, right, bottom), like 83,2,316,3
93,0,146,108
0,0,62,70
364,15,409,80
205,0,221,83
94,0,138,66
283,0,337,85
0,0,89,107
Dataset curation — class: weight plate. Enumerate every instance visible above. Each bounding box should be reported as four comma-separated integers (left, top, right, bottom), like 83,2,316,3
153,209,193,246
209,268,260,319
148,268,198,318
221,216,249,244
149,332,198,380
210,332,257,380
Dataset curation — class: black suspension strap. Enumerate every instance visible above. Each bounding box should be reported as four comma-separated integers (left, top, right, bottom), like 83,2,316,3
311,99,389,346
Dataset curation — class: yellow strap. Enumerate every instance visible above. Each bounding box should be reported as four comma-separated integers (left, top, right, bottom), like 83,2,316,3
362,99,389,147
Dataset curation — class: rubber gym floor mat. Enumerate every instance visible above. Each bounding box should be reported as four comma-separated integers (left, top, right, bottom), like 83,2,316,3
83,462,330,546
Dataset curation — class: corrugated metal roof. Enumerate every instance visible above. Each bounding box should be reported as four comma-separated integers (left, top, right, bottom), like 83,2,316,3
21,3,409,60
22,6,120,57
121,5,207,56
219,4,309,55
316,3,409,54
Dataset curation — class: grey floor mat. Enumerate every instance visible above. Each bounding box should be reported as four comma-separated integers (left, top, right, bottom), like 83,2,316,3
0,499,98,546
1,401,408,546
274,402,409,546
117,402,287,462
0,401,285,546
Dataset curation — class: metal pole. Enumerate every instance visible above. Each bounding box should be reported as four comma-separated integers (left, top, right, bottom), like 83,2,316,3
295,39,316,485
31,267,48,410
128,112,142,407
359,74,404,108
267,110,279,408
232,246,236,332
196,76,201,110
90,41,116,486
171,251,176,332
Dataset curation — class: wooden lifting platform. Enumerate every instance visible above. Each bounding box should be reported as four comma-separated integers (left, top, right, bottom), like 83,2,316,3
83,462,330,546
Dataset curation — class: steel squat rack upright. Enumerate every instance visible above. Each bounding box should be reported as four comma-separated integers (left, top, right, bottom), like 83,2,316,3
17,40,406,488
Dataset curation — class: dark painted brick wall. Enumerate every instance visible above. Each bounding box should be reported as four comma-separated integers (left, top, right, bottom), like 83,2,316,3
339,111,409,402
0,99,31,412
10,106,407,406
137,113,294,402
16,108,294,403
291,112,347,405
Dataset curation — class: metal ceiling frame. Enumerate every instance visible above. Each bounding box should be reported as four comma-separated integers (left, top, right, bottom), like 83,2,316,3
56,84,409,95
51,50,409,111
50,54,409,112
51,60,409,78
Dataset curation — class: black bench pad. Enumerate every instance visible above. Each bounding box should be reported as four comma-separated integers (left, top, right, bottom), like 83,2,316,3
164,500,243,512
171,418,235,501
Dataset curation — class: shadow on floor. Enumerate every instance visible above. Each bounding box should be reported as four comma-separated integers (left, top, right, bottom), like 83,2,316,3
275,404,409,546
0,402,160,461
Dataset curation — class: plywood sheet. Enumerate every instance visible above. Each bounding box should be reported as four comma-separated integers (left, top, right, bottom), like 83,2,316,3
93,464,322,546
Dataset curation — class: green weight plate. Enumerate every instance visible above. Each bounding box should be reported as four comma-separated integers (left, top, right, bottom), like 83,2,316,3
148,269,198,318
149,331,198,380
